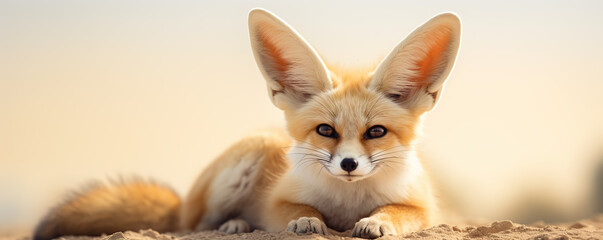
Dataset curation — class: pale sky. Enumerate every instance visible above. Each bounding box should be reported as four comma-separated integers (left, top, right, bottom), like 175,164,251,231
1,0,603,232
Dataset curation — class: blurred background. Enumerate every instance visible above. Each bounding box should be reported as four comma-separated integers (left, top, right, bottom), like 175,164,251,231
1,0,602,235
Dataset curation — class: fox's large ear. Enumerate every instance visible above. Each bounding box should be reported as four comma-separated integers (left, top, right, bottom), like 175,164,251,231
248,8,332,111
369,13,461,114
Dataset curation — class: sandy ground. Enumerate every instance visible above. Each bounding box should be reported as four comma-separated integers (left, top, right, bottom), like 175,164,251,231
3,215,602,240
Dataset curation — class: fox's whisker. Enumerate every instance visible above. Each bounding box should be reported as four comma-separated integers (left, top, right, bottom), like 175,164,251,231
371,159,405,166
371,145,405,156
294,153,331,170
296,141,332,156
289,152,332,159
370,151,409,160
290,145,332,158
317,165,326,177
371,155,403,162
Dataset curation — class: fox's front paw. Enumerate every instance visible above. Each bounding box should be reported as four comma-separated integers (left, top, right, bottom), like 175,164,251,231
286,217,328,235
218,218,250,234
352,217,395,239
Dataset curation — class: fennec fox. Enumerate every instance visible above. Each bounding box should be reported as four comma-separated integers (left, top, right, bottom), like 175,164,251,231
35,8,461,239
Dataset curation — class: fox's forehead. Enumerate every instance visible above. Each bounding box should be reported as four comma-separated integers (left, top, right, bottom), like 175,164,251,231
327,64,376,88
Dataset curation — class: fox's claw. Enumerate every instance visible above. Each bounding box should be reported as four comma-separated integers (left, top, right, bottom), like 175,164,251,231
352,217,395,239
218,218,250,234
286,217,328,235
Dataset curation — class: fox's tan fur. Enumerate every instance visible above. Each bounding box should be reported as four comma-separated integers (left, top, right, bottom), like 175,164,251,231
34,181,180,240
35,8,461,239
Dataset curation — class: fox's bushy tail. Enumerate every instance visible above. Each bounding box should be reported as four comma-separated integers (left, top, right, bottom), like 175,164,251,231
34,180,180,240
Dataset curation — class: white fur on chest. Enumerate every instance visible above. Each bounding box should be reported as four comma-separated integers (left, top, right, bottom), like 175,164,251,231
290,155,423,231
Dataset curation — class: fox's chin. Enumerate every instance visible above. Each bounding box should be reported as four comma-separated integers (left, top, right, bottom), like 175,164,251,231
333,173,375,183
321,166,375,182
336,175,364,182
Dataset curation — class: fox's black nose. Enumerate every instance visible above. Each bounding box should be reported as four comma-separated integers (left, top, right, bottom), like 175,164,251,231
340,158,358,172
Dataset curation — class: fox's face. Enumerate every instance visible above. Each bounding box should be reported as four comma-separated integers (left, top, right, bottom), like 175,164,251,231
248,9,461,182
284,78,419,182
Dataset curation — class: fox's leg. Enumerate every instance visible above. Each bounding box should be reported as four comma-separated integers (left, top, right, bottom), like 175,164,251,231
180,131,290,233
264,200,328,235
217,218,250,234
261,175,328,235
352,204,429,239
193,152,261,232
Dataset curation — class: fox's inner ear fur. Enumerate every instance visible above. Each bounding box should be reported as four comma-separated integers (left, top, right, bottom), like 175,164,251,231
369,13,461,113
248,8,332,111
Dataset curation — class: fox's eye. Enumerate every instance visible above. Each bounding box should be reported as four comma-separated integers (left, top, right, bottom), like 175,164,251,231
364,125,387,139
317,124,338,138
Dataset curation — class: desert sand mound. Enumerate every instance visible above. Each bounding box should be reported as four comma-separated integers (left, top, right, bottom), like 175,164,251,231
4,215,602,240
